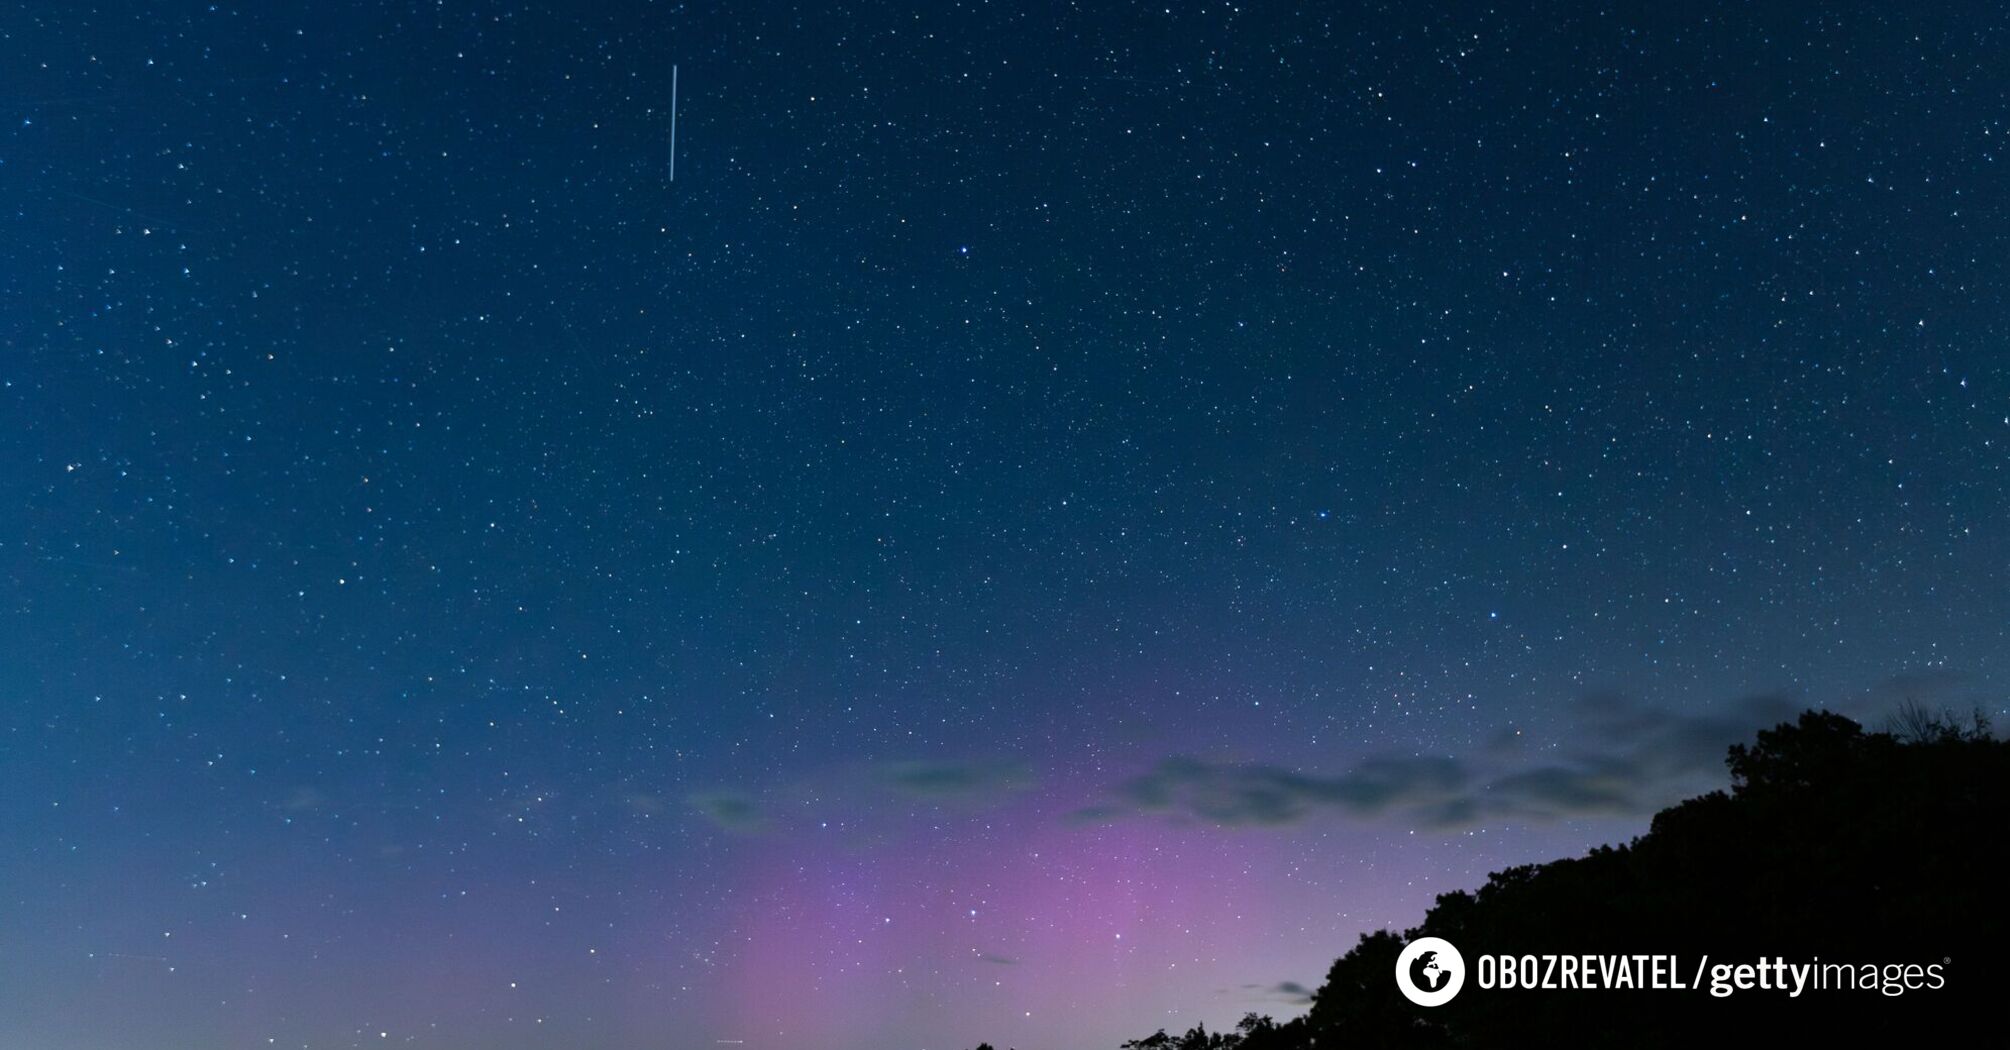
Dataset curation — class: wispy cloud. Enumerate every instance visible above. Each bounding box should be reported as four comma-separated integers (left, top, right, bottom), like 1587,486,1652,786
676,759,1040,836
1236,980,1316,1005
687,791,767,833
879,760,1035,804
672,684,1962,837
1077,755,1464,827
1077,692,1807,829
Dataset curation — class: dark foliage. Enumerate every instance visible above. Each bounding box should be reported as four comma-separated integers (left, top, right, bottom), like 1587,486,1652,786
1117,1013,1302,1050
1072,708,2006,1049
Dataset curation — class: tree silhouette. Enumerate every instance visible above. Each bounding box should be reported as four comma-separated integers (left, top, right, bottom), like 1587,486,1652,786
1116,1014,1299,1050
1095,707,2004,1049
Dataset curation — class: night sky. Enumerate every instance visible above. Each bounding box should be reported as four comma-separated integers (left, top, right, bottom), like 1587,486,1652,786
4,1,2008,1048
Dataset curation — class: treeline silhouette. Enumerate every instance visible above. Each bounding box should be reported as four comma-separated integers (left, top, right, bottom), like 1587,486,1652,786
966,706,2006,1049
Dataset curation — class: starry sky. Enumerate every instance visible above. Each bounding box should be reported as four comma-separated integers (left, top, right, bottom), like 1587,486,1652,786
4,1,2008,1048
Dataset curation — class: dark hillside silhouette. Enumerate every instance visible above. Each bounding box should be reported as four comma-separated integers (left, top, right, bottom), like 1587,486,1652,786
1395,706,2007,1047
967,707,2007,1050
